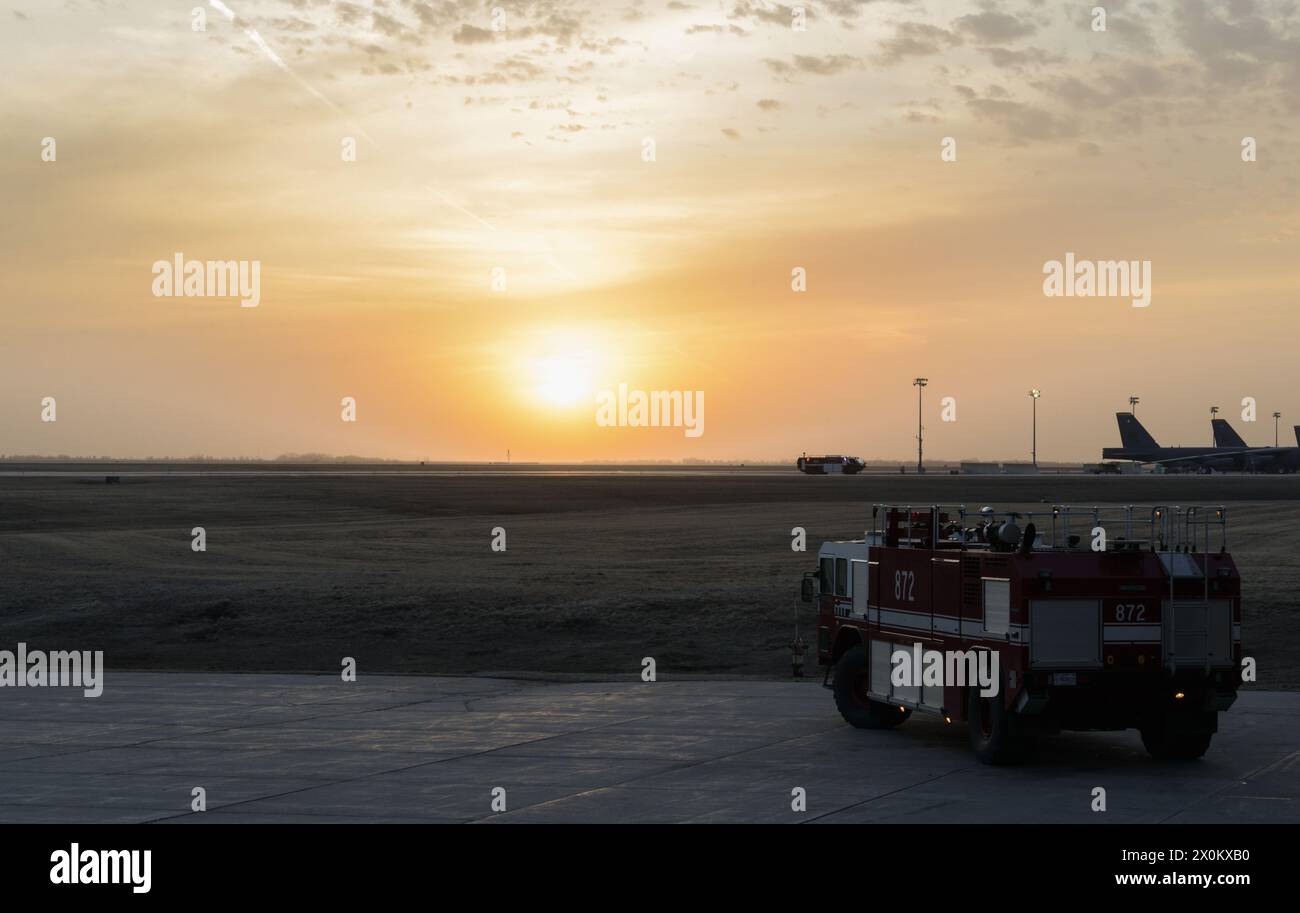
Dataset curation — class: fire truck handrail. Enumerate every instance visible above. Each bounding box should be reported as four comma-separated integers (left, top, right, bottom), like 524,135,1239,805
868,503,1227,554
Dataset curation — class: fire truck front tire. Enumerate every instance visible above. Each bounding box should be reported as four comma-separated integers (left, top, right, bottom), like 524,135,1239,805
967,689,1033,765
833,646,911,729
1139,717,1213,760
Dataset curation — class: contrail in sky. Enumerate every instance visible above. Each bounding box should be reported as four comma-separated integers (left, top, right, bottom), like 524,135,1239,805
209,0,572,280
207,0,375,145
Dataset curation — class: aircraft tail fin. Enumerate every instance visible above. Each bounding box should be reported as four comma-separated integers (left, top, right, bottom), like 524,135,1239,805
1212,418,1248,448
1116,412,1158,450
1294,425,1300,447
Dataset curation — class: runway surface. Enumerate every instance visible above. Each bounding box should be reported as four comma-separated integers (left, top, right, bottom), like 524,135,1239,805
1,673,1294,823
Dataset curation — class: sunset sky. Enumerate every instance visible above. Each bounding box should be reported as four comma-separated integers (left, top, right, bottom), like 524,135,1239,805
2,0,1298,462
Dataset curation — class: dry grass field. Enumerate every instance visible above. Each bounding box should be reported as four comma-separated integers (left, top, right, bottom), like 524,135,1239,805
0,471,1296,688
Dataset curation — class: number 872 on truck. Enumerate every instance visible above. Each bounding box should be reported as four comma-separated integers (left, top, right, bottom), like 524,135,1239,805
802,504,1242,764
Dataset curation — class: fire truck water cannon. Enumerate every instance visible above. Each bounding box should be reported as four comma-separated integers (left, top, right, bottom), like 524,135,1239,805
804,503,1241,764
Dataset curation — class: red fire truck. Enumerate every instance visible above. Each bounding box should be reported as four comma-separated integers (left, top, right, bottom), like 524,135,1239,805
804,504,1242,764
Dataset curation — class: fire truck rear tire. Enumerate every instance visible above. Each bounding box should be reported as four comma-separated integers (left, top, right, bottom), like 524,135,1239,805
1139,719,1213,760
833,646,911,729
967,689,1032,765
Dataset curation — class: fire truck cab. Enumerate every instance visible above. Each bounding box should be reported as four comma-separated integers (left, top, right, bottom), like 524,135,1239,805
806,504,1242,764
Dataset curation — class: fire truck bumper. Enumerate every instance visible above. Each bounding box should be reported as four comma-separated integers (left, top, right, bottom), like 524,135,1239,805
1009,669,1238,732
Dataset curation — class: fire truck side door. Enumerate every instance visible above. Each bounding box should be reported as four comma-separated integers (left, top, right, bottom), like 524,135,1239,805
930,556,962,639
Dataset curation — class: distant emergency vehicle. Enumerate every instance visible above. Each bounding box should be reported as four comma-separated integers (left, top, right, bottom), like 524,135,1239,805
804,504,1242,764
796,454,865,474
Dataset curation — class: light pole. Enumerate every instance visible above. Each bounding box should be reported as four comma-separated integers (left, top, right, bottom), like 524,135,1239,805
1029,389,1041,467
913,378,927,474
1129,395,1139,414
1210,405,1219,445
1274,412,1281,447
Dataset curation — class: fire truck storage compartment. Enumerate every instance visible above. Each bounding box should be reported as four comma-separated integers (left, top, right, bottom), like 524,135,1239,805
1164,599,1233,668
982,579,1010,635
869,639,943,709
1029,600,1102,668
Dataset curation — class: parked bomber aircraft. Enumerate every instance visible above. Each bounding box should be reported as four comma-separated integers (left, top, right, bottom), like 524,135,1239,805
1102,412,1300,472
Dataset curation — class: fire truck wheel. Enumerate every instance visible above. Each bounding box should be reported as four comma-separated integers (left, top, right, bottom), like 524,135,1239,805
833,646,911,729
967,689,1032,765
1139,719,1213,760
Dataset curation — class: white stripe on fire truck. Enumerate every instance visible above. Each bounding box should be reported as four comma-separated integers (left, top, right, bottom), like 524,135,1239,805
1103,623,1161,643
863,614,1240,646
875,608,1029,642
1101,623,1244,644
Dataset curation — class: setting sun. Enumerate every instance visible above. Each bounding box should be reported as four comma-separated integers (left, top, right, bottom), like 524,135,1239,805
534,355,592,407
